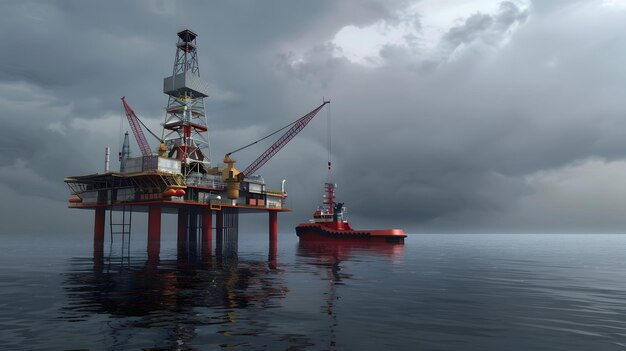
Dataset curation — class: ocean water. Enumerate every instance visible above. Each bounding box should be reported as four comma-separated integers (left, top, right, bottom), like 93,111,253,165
1,232,626,350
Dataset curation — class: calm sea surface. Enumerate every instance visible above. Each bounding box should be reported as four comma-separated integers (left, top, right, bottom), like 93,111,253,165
2,233,626,350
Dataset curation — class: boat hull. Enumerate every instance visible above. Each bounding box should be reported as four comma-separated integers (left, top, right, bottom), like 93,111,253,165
296,223,406,244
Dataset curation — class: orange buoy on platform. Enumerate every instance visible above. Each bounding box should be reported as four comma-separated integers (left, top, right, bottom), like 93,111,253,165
176,189,186,196
163,188,177,196
68,197,82,203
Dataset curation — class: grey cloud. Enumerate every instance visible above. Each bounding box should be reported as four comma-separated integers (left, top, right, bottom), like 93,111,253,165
442,14,494,50
437,2,529,62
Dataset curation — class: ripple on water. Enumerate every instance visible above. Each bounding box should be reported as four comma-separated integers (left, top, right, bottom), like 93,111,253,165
3,234,626,349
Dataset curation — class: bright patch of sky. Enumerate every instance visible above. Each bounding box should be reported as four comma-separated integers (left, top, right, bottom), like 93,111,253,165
331,0,530,66
602,0,626,7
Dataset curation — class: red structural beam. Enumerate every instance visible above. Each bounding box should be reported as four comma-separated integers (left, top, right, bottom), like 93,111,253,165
162,121,208,133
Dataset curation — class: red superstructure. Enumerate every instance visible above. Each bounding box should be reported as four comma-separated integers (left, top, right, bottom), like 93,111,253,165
296,183,406,243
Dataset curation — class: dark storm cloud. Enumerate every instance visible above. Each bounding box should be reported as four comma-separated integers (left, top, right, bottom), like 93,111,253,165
2,0,626,234
268,1,626,232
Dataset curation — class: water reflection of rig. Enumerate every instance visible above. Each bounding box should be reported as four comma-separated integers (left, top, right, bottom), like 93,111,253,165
62,253,288,349
64,29,329,258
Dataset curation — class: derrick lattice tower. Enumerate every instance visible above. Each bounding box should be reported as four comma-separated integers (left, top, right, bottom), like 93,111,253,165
162,29,211,175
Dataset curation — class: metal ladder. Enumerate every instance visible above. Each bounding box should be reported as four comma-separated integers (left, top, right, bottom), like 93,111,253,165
109,204,132,256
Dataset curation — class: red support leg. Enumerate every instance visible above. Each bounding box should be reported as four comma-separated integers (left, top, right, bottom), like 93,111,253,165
94,207,106,256
269,211,278,243
269,211,278,268
148,204,161,258
268,239,277,270
201,209,212,256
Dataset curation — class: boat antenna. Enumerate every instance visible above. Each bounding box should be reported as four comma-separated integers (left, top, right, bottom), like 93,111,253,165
326,97,332,176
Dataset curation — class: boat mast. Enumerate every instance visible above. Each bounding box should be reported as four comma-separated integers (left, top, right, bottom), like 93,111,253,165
324,182,336,215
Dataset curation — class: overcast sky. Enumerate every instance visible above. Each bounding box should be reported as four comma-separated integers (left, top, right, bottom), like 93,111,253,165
2,0,626,235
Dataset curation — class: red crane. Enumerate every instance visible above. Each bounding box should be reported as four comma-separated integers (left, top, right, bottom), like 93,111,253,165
121,96,152,157
227,100,330,181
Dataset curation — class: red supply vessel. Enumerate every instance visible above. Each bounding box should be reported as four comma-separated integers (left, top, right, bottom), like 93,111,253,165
296,182,406,243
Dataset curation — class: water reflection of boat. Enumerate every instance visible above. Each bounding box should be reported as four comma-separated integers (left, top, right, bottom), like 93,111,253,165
297,239,405,263
296,240,404,349
296,183,406,243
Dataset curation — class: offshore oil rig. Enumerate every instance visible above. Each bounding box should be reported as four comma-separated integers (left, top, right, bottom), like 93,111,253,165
65,29,328,258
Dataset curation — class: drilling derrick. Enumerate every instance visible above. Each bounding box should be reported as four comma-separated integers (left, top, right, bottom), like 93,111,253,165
162,29,211,175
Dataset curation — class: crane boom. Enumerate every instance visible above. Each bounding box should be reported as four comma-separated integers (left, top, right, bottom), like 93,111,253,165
240,100,330,179
121,96,152,157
